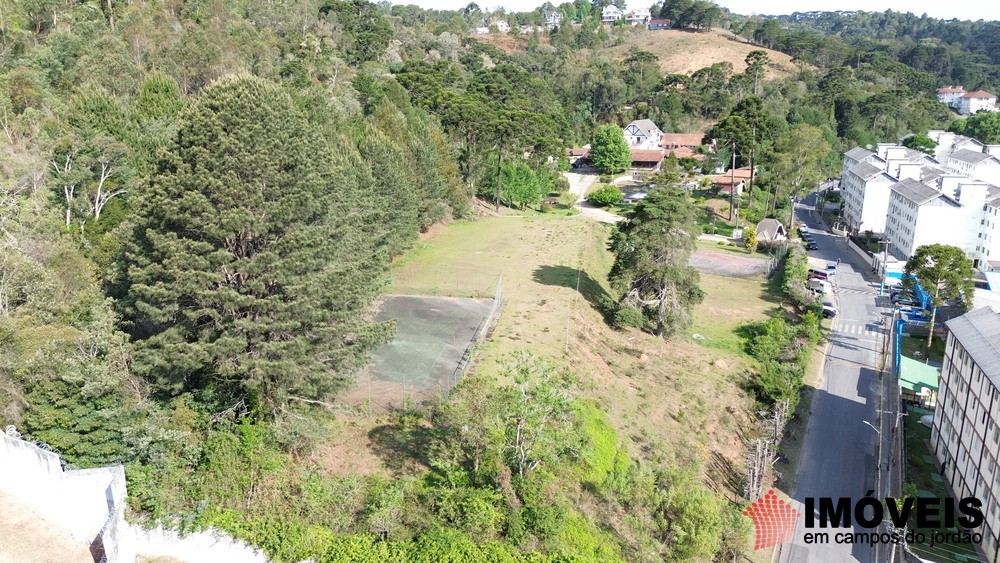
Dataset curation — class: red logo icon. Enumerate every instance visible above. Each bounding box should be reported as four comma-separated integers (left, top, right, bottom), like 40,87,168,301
743,489,800,550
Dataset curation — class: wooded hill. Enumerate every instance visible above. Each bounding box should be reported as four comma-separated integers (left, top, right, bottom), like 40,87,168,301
0,0,991,560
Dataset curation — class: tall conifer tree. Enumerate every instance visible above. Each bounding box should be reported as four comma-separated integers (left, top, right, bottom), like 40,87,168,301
123,75,390,411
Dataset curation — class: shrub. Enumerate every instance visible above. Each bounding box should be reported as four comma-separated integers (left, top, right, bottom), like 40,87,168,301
553,176,570,192
587,184,624,207
558,191,579,208
540,202,553,213
599,174,612,183
611,303,647,329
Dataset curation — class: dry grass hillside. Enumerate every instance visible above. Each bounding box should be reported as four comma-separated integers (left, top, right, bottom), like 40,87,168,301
605,28,800,79
476,27,800,79
343,213,782,499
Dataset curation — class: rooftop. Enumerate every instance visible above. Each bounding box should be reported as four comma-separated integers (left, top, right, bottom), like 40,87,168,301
845,147,876,161
629,148,664,163
898,357,939,394
937,86,965,93
950,149,995,165
626,119,663,141
944,306,1000,389
961,90,995,99
889,178,951,205
848,161,886,180
661,132,705,147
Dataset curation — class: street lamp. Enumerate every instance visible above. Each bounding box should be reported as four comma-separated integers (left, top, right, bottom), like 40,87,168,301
863,419,884,502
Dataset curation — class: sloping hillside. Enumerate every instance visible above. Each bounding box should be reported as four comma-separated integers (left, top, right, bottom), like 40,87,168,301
477,27,799,79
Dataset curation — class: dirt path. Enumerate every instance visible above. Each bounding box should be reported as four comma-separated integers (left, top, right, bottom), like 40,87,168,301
0,490,91,563
564,171,623,224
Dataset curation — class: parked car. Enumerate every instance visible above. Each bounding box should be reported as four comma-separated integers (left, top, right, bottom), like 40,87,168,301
822,303,838,318
805,242,818,251
808,278,832,294
808,269,829,280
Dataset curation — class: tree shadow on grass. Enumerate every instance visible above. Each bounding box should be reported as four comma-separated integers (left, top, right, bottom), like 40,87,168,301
367,416,440,475
532,265,615,320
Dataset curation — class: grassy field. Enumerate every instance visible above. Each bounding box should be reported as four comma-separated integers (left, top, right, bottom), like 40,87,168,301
385,215,788,502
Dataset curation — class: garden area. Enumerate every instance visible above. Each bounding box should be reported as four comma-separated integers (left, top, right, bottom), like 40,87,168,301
900,334,945,365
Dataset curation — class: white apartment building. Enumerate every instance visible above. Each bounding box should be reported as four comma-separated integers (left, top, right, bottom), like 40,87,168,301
843,146,883,170
927,130,986,160
958,90,999,115
931,306,1000,563
885,178,987,260
625,8,651,25
946,150,1000,186
842,161,896,234
978,190,1000,272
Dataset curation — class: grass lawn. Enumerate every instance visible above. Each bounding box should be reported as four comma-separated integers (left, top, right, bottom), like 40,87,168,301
385,215,784,492
900,334,945,364
903,410,982,562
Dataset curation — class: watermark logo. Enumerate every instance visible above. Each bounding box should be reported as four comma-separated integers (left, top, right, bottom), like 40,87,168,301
743,489,800,550
742,490,985,550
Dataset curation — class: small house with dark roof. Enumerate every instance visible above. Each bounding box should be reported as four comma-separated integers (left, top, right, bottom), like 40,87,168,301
648,18,672,30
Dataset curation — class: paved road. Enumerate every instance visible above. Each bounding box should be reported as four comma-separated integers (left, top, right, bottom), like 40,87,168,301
778,192,889,563
563,171,623,223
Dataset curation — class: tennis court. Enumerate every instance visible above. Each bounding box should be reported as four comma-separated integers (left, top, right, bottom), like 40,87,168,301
343,295,499,409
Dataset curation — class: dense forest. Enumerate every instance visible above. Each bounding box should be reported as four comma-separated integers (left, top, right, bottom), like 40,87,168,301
0,0,984,560
740,10,1000,92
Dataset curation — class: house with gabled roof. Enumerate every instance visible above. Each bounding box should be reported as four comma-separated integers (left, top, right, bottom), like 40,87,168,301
623,119,663,150
937,85,966,107
601,5,623,24
958,90,998,115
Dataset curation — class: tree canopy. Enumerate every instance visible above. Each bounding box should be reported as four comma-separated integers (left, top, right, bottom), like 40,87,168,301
904,244,975,352
123,75,391,412
609,188,704,336
590,124,631,174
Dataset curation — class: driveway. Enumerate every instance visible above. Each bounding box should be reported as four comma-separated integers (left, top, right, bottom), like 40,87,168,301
564,171,623,224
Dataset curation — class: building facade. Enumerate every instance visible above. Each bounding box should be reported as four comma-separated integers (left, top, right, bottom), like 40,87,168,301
842,161,897,234
958,91,999,115
601,5,623,23
623,119,663,150
931,306,1000,563
937,85,966,107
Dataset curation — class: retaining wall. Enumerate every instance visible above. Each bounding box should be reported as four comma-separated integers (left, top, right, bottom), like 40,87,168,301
0,430,268,562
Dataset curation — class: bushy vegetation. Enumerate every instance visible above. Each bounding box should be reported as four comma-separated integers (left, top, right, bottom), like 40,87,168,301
742,245,821,411
586,184,624,207
3,0,986,559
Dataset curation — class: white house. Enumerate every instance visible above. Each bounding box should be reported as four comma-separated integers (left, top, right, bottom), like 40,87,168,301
623,119,663,150
932,306,1000,563
755,218,787,242
958,90,998,115
543,9,562,29
625,8,651,26
471,26,490,35
601,5,623,23
936,85,966,108
494,19,510,33
842,161,897,234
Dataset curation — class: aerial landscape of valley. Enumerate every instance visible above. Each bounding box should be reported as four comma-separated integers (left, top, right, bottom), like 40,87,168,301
2,1,1000,561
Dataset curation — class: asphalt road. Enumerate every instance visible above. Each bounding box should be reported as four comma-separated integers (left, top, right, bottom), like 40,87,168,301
778,192,889,563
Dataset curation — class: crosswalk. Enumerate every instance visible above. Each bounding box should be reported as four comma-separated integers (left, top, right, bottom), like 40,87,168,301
836,286,875,296
836,322,884,337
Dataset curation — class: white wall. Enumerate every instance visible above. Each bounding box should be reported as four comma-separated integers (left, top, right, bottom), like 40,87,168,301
0,431,269,563
858,180,894,234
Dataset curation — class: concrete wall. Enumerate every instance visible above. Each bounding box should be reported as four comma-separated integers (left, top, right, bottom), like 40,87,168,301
0,430,268,563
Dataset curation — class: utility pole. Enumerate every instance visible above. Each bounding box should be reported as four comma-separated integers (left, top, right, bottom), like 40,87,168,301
788,196,795,231
729,140,737,222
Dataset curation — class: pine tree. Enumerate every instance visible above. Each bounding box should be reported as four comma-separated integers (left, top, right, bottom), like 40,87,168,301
123,75,391,412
